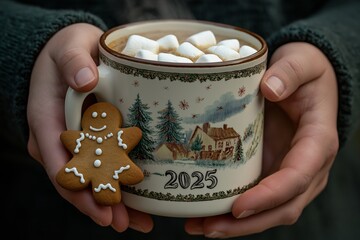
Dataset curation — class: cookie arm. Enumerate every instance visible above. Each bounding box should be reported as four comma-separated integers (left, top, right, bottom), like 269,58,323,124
117,127,142,153
60,130,83,153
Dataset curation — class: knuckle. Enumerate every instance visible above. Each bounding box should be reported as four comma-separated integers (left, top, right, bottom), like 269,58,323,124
258,182,283,209
282,57,305,84
58,48,84,70
328,134,339,159
318,173,329,192
281,206,302,225
290,168,312,196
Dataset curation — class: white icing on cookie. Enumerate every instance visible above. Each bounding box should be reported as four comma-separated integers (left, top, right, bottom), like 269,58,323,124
90,125,107,132
94,159,101,168
117,130,128,149
95,148,102,155
74,132,85,153
94,183,116,192
65,167,85,183
113,165,131,179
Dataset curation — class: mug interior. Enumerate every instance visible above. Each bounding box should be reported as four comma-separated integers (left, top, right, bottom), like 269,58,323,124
100,19,267,67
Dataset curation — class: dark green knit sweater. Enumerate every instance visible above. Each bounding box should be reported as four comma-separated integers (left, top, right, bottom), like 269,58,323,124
0,0,359,149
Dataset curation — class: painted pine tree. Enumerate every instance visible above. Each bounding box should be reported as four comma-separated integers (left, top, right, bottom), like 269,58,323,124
191,135,203,160
156,100,184,144
233,137,245,163
127,94,155,160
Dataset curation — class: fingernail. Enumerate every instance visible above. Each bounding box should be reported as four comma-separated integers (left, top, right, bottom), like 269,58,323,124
206,231,225,238
129,221,146,233
91,217,106,226
236,209,255,219
187,226,204,235
75,67,95,88
265,76,285,97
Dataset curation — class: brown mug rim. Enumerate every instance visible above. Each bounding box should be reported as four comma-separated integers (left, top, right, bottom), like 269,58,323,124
99,19,268,68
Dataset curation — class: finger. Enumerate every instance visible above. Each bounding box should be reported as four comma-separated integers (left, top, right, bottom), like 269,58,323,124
59,188,113,227
261,42,327,101
28,74,114,227
55,47,99,91
27,129,42,163
232,134,327,219
184,218,205,235
127,207,154,233
33,112,114,226
49,23,103,92
186,170,329,238
111,203,130,232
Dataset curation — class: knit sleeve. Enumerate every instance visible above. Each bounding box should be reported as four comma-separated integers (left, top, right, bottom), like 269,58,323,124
266,0,360,148
0,0,107,145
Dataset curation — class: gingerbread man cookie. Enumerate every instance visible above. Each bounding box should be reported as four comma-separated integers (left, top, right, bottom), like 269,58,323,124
56,102,144,205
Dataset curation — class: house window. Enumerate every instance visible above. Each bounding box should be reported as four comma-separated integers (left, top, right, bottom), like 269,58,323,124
226,141,230,146
218,141,223,148
208,145,212,151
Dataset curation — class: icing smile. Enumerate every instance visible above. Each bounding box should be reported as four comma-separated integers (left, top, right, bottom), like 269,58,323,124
90,125,107,132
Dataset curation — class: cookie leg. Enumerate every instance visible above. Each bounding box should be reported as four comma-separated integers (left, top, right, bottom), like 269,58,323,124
116,161,144,186
56,164,89,191
92,178,121,205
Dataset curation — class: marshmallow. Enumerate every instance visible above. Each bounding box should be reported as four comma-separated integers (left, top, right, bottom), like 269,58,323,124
176,42,204,61
134,49,158,61
217,39,240,51
157,34,179,52
239,45,257,58
186,30,217,50
195,54,223,63
158,53,193,63
206,45,241,61
121,35,159,57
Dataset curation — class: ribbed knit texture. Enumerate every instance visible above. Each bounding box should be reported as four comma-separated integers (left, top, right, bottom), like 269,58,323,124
267,1,360,147
0,0,107,146
0,0,359,149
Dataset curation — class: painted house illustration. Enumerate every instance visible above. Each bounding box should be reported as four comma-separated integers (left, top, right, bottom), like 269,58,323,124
153,122,240,161
154,142,189,160
189,123,240,160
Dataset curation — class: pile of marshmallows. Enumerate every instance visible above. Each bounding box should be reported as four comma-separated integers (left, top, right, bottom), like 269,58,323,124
120,30,258,63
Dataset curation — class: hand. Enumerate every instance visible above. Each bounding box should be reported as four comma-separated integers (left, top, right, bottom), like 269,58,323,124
185,42,339,238
27,23,153,233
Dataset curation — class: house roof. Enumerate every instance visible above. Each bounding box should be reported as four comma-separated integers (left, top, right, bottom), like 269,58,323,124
206,126,239,140
156,142,188,154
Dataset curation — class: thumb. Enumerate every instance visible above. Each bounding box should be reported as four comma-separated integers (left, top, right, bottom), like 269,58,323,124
48,23,103,92
261,42,327,102
56,47,99,92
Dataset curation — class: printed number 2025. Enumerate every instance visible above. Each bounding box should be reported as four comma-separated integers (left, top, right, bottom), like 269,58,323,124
164,169,218,190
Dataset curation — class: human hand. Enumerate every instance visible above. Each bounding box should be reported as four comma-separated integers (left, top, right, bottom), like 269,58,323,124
185,42,339,238
27,23,153,233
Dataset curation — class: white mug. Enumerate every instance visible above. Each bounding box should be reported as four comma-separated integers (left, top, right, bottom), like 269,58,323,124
64,20,268,217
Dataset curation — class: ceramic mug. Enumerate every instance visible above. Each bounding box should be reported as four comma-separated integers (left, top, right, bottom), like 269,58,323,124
64,20,268,217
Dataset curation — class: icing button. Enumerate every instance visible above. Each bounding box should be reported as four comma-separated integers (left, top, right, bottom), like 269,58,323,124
95,148,102,155
94,159,101,167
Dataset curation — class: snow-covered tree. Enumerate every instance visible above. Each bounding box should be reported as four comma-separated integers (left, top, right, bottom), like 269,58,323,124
233,137,245,163
127,94,155,160
191,135,203,160
156,100,184,144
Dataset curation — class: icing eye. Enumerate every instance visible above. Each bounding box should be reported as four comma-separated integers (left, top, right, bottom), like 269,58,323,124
92,112,98,118
101,112,107,118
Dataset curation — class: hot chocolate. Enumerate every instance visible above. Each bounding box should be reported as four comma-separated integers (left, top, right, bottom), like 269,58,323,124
108,30,257,63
